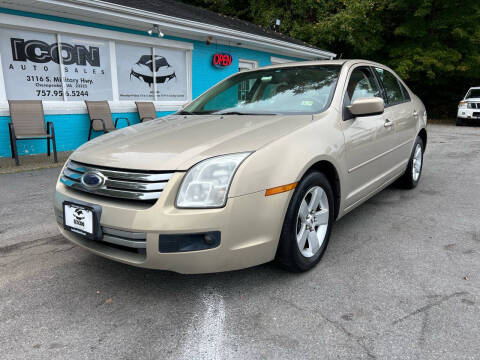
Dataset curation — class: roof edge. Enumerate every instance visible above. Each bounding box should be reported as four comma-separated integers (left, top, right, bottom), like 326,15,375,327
39,0,335,59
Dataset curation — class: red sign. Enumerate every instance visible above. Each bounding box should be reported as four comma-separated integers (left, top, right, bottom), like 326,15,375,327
213,53,232,68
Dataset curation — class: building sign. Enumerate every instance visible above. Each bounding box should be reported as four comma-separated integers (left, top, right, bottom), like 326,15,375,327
0,28,112,100
116,43,187,101
1,29,62,100
61,34,111,100
10,38,100,66
212,53,232,68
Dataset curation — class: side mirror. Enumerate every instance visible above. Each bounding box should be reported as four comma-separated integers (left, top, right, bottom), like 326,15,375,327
347,97,384,117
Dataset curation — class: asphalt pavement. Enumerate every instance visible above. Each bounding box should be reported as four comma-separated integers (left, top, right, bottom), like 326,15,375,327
0,123,479,359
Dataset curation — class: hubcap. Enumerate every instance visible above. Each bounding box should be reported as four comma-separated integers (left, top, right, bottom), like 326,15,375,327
296,186,329,258
412,143,423,181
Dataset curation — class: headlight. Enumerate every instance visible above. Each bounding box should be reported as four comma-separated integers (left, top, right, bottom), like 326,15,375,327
459,101,467,109
176,152,251,208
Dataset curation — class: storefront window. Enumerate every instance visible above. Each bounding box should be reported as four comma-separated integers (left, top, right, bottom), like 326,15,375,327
153,47,187,101
116,44,187,101
60,35,112,101
0,28,63,100
116,43,154,100
0,27,190,103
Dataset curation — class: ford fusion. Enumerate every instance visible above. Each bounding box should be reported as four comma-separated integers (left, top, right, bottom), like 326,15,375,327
55,60,427,273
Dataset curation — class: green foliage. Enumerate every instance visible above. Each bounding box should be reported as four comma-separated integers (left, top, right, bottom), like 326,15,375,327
180,0,480,117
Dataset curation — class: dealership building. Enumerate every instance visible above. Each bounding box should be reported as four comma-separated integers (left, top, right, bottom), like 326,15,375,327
0,0,335,158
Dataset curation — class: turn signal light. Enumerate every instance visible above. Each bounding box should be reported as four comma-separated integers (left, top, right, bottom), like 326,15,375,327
265,182,298,196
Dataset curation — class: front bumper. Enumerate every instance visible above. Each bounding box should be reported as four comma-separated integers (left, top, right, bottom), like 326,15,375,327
54,173,291,274
457,108,480,119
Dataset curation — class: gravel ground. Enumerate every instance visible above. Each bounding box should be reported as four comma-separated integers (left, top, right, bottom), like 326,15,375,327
0,123,479,359
0,151,70,174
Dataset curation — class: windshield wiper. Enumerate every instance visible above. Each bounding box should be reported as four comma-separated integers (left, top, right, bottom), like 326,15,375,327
177,110,216,115
215,111,276,115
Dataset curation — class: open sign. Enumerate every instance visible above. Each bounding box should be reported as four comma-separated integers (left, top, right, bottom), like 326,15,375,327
212,53,232,68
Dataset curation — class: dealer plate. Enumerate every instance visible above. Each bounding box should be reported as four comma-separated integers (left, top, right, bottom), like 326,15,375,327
63,202,94,237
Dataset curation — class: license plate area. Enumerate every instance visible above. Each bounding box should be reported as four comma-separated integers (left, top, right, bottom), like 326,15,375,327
63,201,102,240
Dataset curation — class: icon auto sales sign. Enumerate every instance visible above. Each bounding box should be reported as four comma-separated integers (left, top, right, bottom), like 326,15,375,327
0,28,111,100
11,38,100,66
212,53,232,68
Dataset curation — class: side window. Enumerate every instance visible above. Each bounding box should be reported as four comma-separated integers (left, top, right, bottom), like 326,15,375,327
345,67,382,106
400,82,411,101
374,68,404,105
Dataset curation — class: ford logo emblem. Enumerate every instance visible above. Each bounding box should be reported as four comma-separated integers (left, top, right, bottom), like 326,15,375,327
81,171,106,189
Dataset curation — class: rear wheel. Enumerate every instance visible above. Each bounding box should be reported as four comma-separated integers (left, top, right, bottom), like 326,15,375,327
276,171,334,272
397,136,424,189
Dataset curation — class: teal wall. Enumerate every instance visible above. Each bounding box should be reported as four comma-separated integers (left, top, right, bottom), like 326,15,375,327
0,7,303,158
191,40,296,98
0,111,173,157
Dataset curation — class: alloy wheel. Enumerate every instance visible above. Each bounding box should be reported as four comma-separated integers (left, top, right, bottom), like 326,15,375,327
412,143,423,182
296,186,329,258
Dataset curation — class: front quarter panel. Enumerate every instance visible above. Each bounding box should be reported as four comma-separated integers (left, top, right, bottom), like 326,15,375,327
229,110,346,207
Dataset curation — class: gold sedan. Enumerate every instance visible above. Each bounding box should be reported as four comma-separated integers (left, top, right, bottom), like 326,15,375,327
54,60,427,273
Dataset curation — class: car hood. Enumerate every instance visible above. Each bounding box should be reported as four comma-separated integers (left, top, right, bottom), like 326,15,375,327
466,97,480,102
70,114,313,171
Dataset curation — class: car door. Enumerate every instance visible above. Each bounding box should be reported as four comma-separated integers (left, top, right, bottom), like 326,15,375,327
373,67,417,166
341,65,396,209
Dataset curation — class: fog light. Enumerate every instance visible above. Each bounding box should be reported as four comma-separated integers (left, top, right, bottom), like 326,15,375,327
204,234,216,245
159,232,221,253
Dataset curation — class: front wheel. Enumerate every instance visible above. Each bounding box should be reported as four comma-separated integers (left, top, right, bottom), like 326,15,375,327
397,136,424,189
276,171,334,272
456,118,464,126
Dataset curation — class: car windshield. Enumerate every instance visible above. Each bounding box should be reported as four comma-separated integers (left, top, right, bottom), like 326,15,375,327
466,89,480,99
182,65,341,115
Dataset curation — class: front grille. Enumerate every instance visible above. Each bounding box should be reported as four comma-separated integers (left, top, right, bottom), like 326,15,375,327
60,160,174,201
56,208,147,258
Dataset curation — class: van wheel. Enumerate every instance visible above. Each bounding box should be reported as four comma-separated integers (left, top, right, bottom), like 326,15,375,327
397,136,424,189
276,171,334,272
456,118,464,126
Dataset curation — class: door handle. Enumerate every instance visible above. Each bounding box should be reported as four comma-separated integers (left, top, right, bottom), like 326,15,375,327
413,110,419,118
384,119,393,128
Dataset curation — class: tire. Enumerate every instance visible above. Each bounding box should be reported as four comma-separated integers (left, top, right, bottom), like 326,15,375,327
456,118,464,126
276,171,334,272
397,136,424,189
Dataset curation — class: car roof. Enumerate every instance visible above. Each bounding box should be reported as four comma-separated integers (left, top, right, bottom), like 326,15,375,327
257,59,389,71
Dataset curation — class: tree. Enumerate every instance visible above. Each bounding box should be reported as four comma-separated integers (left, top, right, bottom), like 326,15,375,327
180,0,480,118
385,0,480,116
